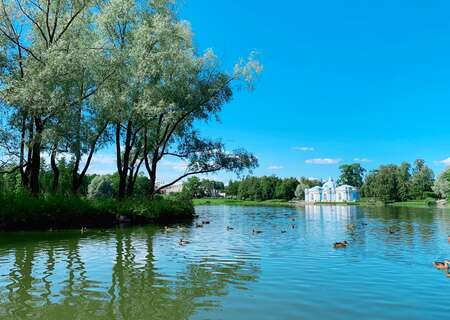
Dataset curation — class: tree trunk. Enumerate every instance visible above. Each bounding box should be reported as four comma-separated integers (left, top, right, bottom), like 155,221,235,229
19,115,29,188
116,122,132,200
29,117,43,196
50,145,59,193
148,153,158,198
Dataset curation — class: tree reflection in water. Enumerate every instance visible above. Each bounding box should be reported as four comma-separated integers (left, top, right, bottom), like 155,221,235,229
0,227,260,319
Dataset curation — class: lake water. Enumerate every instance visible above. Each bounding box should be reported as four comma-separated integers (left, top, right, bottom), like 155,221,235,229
0,205,449,319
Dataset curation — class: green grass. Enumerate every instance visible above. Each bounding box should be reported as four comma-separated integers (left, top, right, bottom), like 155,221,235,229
192,198,294,207
356,197,437,208
0,193,194,231
388,199,437,208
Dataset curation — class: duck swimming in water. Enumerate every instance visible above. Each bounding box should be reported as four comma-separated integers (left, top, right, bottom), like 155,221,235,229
433,259,450,270
179,239,190,246
226,226,234,231
333,241,348,249
252,229,262,234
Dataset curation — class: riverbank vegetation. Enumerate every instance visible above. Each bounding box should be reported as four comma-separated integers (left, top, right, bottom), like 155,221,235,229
361,160,435,202
0,192,194,230
190,160,444,208
192,198,293,207
225,176,319,201
0,0,261,229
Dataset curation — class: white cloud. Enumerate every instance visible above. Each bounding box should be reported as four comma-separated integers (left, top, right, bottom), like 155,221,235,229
435,157,450,166
353,157,371,163
267,165,283,170
292,146,314,152
160,160,188,172
90,154,116,165
305,158,342,165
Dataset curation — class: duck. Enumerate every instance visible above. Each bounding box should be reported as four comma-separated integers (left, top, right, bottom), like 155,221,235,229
388,226,400,234
202,220,210,225
179,239,190,246
281,230,287,233
164,226,174,232
226,226,234,231
193,214,200,218
333,241,348,249
291,224,295,229
252,229,262,235
433,259,450,270
195,223,203,228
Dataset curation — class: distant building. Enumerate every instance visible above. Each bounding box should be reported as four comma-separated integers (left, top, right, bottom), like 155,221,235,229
160,184,183,194
304,177,360,203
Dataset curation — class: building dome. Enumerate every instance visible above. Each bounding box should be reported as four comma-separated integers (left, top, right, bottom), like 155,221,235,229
322,177,335,189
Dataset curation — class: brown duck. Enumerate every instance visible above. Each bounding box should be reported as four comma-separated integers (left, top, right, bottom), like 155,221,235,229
433,259,450,270
333,241,348,249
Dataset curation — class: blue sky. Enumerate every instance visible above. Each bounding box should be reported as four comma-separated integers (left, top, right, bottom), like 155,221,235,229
91,0,450,183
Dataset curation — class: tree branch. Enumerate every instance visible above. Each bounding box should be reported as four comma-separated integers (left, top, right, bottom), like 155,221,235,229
156,167,221,193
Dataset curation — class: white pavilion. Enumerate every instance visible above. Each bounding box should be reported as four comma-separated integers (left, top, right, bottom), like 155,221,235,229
304,177,360,203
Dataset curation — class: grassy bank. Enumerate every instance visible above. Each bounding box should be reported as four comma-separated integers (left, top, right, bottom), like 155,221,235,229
388,199,437,208
193,198,294,207
357,197,438,208
0,193,194,231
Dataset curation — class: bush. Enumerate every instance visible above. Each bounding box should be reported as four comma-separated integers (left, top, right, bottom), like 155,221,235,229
88,175,115,199
423,191,437,199
0,192,194,231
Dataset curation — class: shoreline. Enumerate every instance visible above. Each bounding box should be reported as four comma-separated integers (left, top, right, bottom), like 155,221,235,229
193,198,445,209
0,193,195,231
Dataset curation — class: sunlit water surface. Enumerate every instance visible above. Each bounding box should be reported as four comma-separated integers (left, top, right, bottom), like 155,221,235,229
0,205,449,319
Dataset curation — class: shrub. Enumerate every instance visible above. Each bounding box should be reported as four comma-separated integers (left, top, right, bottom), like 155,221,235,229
88,175,115,199
0,192,194,231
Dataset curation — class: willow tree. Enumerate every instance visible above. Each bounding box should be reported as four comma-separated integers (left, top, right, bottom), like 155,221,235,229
96,0,261,198
0,0,108,195
134,13,262,196
141,49,262,196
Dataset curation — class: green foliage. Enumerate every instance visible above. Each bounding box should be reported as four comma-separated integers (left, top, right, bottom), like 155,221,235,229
88,175,115,199
337,163,365,188
294,177,322,199
181,177,224,199
409,159,434,199
0,192,194,231
192,198,292,207
433,167,450,199
361,160,434,202
227,176,301,201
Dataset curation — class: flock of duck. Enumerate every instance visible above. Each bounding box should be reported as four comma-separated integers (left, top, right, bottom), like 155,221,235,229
168,215,450,274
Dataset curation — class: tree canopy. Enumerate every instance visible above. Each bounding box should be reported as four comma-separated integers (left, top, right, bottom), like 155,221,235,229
0,0,262,198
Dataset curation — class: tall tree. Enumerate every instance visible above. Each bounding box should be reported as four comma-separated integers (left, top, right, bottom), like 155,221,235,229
0,0,108,195
337,163,366,188
410,159,434,199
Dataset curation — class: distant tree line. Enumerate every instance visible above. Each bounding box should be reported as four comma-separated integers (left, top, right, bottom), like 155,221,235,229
225,176,319,201
360,159,434,202
181,177,225,199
